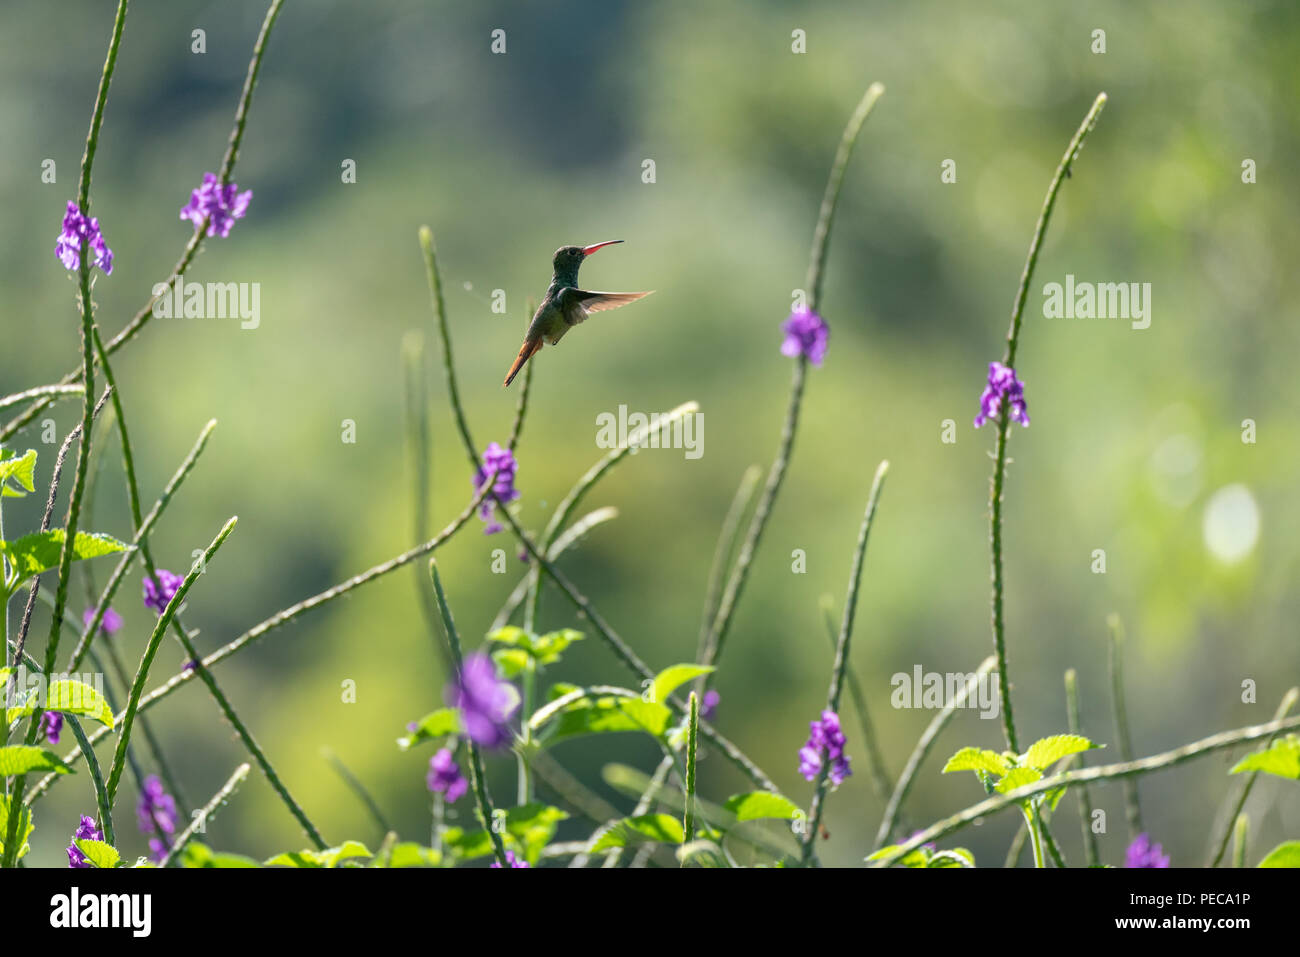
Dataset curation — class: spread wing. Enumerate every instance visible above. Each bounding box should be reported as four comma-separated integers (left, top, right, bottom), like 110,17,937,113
558,289,654,326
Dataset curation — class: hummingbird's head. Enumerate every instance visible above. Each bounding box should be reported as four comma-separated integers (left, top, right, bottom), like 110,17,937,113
553,240,623,273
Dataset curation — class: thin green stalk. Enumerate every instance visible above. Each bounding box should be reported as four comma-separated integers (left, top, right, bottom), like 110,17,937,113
683,691,699,849
104,518,237,807
419,226,480,474
517,658,536,805
1023,807,1045,868
0,385,83,411
1065,668,1100,867
985,92,1108,756
530,749,621,826
158,762,251,869
1231,815,1248,869
322,747,391,839
874,657,996,849
507,346,534,453
1206,686,1298,866
819,598,890,805
696,464,762,660
802,460,889,866
1039,811,1067,867
871,711,1300,868
428,562,508,867
1107,613,1142,838
219,0,284,182
65,716,113,846
592,755,672,868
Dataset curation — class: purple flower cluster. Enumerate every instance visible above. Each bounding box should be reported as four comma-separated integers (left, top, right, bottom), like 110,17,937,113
142,569,183,615
473,442,521,535
83,606,123,636
1124,833,1170,868
41,711,63,745
780,308,829,366
798,710,852,787
448,652,518,750
427,747,468,803
137,775,178,863
700,689,720,722
490,850,531,868
54,201,113,275
973,361,1029,428
180,172,252,238
66,815,103,868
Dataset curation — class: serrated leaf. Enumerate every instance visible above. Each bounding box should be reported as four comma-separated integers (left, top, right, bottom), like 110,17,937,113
441,827,496,860
397,708,460,750
1021,734,1098,771
724,792,801,823
486,626,531,647
6,679,115,729
547,694,672,743
1230,736,1300,780
75,839,122,869
530,629,583,666
264,840,371,868
994,767,1043,794
648,663,714,705
504,802,569,863
0,449,36,497
1257,841,1300,868
0,744,74,776
180,842,259,868
591,813,685,852
942,747,1011,776
384,843,443,868
0,795,33,862
2,529,130,580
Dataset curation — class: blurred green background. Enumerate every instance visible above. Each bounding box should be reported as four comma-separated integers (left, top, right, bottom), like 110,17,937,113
2,0,1297,867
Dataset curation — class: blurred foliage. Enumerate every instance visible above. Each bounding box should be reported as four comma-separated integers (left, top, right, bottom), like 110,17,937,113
1,0,1297,867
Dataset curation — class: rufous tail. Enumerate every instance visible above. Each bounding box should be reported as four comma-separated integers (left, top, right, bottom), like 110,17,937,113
504,338,542,387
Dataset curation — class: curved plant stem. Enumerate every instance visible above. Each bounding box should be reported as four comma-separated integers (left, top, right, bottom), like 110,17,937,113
802,460,889,866
1231,815,1248,869
0,385,83,410
219,0,284,183
819,597,890,805
1107,613,1141,839
1065,668,1100,867
871,711,1300,868
158,762,251,868
419,226,480,474
696,464,762,658
65,716,113,846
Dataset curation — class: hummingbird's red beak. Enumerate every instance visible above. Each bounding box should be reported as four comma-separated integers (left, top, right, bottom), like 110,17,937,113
581,240,624,257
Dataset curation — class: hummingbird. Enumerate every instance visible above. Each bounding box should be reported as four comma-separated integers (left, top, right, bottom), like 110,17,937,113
503,240,653,386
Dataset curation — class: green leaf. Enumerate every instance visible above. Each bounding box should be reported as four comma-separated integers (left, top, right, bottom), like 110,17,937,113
397,708,460,750
1045,786,1067,812
75,839,122,869
0,449,36,497
723,792,801,823
1257,841,1300,868
530,629,584,666
1230,736,1300,780
928,848,976,868
504,802,569,863
180,842,260,868
264,840,372,868
1021,734,1098,771
648,663,714,705
942,747,1011,776
487,627,584,670
1,529,130,580
6,679,115,729
441,827,496,860
591,813,686,852
0,795,33,862
677,839,729,867
994,767,1043,794
866,844,931,868
384,843,443,868
0,744,74,776
491,646,532,679
547,693,673,743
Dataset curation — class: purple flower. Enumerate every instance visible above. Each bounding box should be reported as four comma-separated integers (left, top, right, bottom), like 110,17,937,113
473,442,521,535
137,775,178,862
427,748,468,803
66,815,103,868
82,606,123,636
700,689,720,722
142,569,183,615
490,850,531,868
1124,833,1170,868
180,172,252,238
54,201,113,275
798,709,852,787
447,652,518,749
41,711,63,745
973,361,1029,428
780,308,829,366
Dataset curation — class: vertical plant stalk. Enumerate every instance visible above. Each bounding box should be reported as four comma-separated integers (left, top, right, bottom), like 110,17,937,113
874,657,996,849
66,716,114,846
1206,686,1298,866
428,561,509,866
1065,669,1100,867
1022,806,1045,868
683,692,699,848
703,83,884,681
985,92,1108,756
419,227,480,474
819,598,891,804
158,762,251,869
322,747,392,839
1107,613,1142,838
802,461,889,866
693,463,761,687
1231,815,1248,869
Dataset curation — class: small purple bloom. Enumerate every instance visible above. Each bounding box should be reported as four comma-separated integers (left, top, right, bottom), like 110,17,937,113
427,747,469,803
180,172,252,238
82,606,123,636
142,569,183,615
54,201,113,275
66,815,103,868
973,361,1029,428
700,690,720,722
1124,833,1170,868
137,775,178,862
447,652,518,749
473,442,521,535
780,308,829,366
798,709,852,787
490,850,531,868
41,711,63,745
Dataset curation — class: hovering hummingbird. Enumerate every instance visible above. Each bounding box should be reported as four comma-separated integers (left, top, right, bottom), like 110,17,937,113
503,240,653,386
